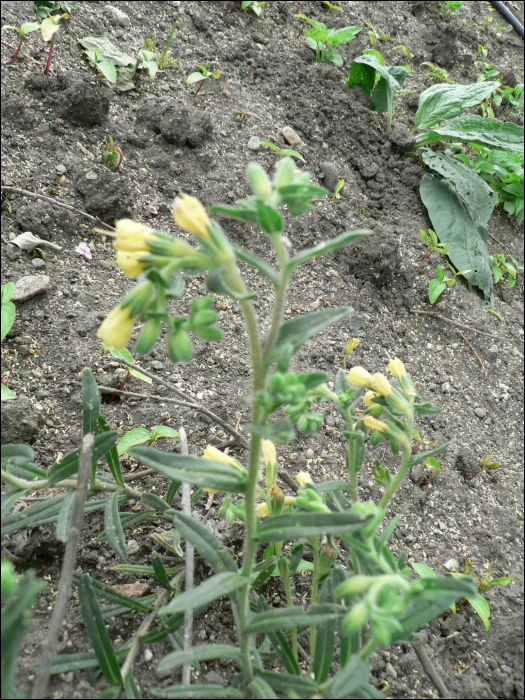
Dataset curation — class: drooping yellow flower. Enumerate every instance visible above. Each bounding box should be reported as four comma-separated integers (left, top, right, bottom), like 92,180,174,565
116,250,149,278
268,484,284,502
173,193,212,243
202,445,245,494
369,373,393,397
261,439,278,487
256,502,270,518
363,416,388,434
97,305,136,350
389,357,406,379
114,219,158,253
296,471,313,488
363,391,379,407
347,366,373,386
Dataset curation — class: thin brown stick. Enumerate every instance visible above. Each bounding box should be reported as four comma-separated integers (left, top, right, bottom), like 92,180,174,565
105,358,249,448
456,330,488,380
1,186,116,232
179,427,193,687
409,309,509,342
31,433,94,700
413,642,455,699
1,40,47,66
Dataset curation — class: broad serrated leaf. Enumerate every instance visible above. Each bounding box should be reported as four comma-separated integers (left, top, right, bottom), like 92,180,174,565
414,82,499,130
253,511,369,542
127,448,247,493
420,174,494,308
159,572,246,615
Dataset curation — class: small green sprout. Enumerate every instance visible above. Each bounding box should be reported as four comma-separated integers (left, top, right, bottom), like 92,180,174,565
395,45,414,63
420,228,451,260
83,47,117,84
422,61,454,84
117,425,179,457
469,454,501,481
332,179,345,202
429,263,472,304
2,22,40,66
365,23,394,49
441,1,465,21
186,65,221,104
296,14,361,67
102,136,123,172
322,0,342,11
240,0,266,15
491,253,523,289
419,457,442,487
259,141,305,173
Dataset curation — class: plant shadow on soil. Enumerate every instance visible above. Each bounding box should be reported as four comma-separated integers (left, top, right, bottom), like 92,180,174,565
1,1,524,698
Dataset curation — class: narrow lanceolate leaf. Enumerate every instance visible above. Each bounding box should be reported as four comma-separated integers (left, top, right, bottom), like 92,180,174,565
152,685,244,699
252,668,319,695
2,492,70,535
159,572,247,615
158,644,241,673
169,511,235,574
55,491,76,543
257,595,300,675
124,672,141,699
77,574,123,686
414,82,499,131
98,416,124,486
47,431,119,486
408,441,451,468
104,490,128,559
233,247,280,287
271,307,352,362
313,576,337,684
127,448,248,494
248,676,278,699
253,511,370,543
247,604,342,634
417,115,524,152
289,229,373,269
151,552,172,589
331,655,372,699
82,368,100,438
72,572,153,612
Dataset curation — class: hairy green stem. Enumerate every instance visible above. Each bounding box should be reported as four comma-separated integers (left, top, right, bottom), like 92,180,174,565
262,237,290,365
1,469,142,500
379,407,414,511
309,537,320,660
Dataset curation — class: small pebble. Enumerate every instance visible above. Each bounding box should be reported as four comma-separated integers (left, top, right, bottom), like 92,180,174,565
31,258,46,270
107,6,130,27
127,540,139,555
150,361,165,370
306,448,314,460
281,126,301,146
474,407,487,419
444,558,460,572
441,382,451,394
247,136,260,151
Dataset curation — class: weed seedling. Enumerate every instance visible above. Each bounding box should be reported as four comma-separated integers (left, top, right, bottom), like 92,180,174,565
468,454,501,481
332,179,345,202
441,1,465,21
34,1,72,76
102,136,123,172
296,14,361,67
322,0,342,11
394,45,414,64
364,23,395,50
420,228,451,261
429,262,472,304
186,65,221,105
2,22,40,66
491,253,523,289
259,140,305,172
419,457,441,487
422,61,454,84
1,282,17,401
235,110,248,125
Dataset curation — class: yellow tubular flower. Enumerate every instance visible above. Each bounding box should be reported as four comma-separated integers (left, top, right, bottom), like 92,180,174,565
261,439,277,469
284,497,296,507
363,416,388,434
269,484,284,502
369,373,393,397
202,446,245,494
173,193,212,243
256,502,270,518
116,250,149,278
363,391,379,407
114,219,157,253
97,305,136,350
389,357,406,379
347,366,373,386
296,471,313,488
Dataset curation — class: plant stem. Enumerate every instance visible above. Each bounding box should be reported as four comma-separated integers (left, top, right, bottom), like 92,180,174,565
262,246,290,365
193,79,205,104
276,542,298,662
44,34,54,76
309,537,320,660
379,407,414,511
266,153,279,173
10,37,23,66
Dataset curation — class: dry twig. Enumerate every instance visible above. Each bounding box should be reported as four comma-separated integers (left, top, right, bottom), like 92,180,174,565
409,309,509,342
456,330,488,380
1,41,47,66
413,642,456,699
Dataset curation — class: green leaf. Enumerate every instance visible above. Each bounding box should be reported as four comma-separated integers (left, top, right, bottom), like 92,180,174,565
408,441,451,468
271,307,352,363
289,229,373,269
247,604,342,634
421,150,497,227
152,686,244,699
417,115,524,152
47,431,119,486
465,591,491,631
159,572,246,615
55,491,76,543
253,511,370,543
252,668,319,695
414,82,499,130
150,551,172,589
97,61,117,84
105,490,128,559
279,149,305,161
77,574,123,686
257,595,300,675
248,676,278,699
420,174,494,308
128,448,248,493
82,368,100,438
106,347,152,383
259,140,280,153
331,655,371,699
233,246,280,287
254,201,283,235
347,57,376,96
158,644,241,673
209,203,259,225
429,279,446,304
98,416,124,487
411,562,436,579
117,428,151,456
1,385,17,401
169,511,237,574
150,425,179,441
186,71,206,84
313,576,337,683
246,418,295,445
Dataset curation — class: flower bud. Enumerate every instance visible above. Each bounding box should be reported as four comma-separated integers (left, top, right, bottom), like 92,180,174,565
167,328,191,363
261,439,278,488
256,502,270,519
364,416,388,434
296,471,313,488
273,157,295,188
365,403,384,419
388,357,406,379
121,280,155,317
114,219,157,253
342,601,368,635
97,305,136,350
335,575,374,599
347,366,373,386
369,373,393,397
248,162,272,198
116,250,149,278
173,193,212,243
134,318,162,355
363,391,379,407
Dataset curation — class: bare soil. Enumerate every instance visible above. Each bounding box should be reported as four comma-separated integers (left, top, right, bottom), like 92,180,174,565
1,1,524,698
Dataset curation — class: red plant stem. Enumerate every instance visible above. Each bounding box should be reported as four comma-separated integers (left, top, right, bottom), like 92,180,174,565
267,154,279,174
10,38,23,66
106,371,130,404
193,80,205,104
279,1,288,12
44,34,54,76
252,72,256,85
108,147,124,172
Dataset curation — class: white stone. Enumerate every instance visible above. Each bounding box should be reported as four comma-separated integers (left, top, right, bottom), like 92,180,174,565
281,126,301,146
247,136,260,151
12,275,50,302
443,558,460,572
107,6,130,27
